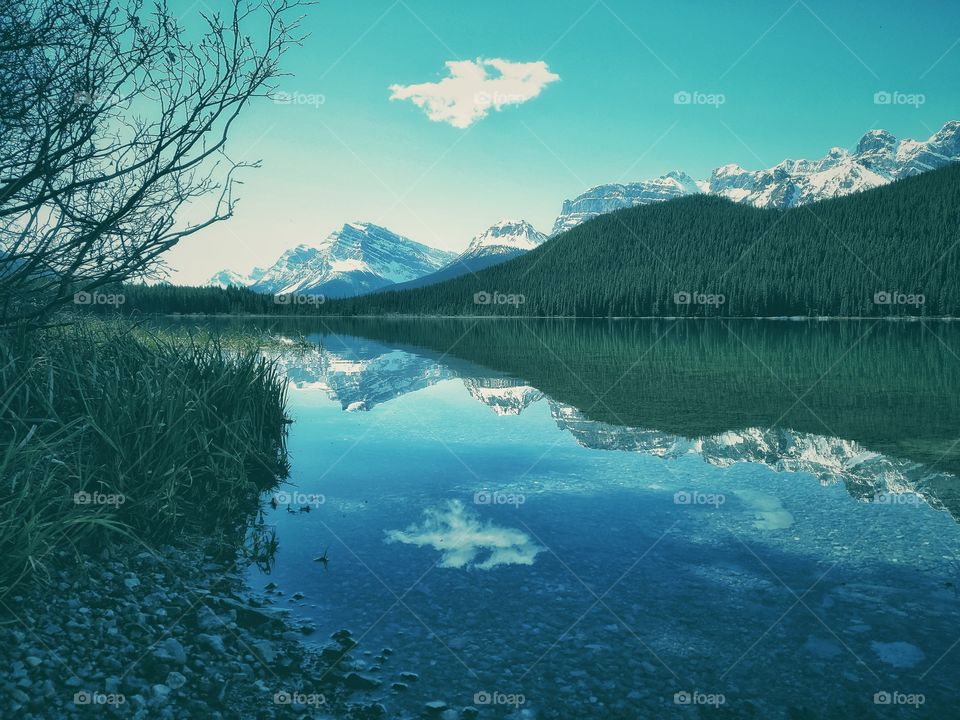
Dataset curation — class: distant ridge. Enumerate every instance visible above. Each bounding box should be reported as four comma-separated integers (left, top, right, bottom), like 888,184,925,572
552,120,960,233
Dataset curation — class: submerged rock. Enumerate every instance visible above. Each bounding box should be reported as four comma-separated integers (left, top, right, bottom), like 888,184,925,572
166,671,187,690
344,671,382,690
871,640,925,668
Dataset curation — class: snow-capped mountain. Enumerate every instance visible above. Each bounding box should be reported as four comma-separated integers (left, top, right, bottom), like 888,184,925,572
552,121,960,233
207,267,265,288
208,222,456,298
277,338,546,415
273,336,454,411
459,220,548,260
552,171,702,235
388,219,548,291
463,378,544,416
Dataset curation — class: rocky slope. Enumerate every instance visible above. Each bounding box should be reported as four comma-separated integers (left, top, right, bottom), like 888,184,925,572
552,171,702,234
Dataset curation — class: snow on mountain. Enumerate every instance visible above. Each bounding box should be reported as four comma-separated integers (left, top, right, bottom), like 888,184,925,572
463,378,545,416
552,171,702,235
552,120,960,232
208,222,456,298
459,220,549,260
389,219,550,291
272,336,454,411
207,267,265,289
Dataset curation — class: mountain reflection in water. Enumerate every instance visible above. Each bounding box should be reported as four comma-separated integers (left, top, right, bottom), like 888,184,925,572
267,321,960,523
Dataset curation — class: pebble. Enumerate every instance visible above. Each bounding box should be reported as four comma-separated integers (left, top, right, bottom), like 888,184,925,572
344,671,382,690
0,536,410,719
196,633,227,655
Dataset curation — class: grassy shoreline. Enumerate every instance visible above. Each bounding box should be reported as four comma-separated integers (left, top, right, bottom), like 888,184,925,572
0,317,291,595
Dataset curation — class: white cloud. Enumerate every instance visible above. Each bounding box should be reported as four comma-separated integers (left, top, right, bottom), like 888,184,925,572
384,500,543,569
389,58,560,129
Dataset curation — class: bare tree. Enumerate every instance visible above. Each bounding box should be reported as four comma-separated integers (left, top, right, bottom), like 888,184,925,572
0,0,307,325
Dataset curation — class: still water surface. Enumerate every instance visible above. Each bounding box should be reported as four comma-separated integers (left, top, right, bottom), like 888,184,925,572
225,319,960,719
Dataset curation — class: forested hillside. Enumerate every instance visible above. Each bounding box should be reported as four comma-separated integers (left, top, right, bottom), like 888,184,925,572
323,162,960,317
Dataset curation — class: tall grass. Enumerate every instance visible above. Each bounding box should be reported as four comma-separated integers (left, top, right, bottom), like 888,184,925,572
0,318,290,594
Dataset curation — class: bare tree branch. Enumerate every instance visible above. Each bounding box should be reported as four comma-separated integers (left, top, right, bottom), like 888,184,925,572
0,0,309,326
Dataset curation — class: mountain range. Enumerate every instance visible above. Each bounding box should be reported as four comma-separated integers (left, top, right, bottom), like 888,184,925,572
553,120,960,233
210,219,546,298
210,121,960,299
327,160,960,317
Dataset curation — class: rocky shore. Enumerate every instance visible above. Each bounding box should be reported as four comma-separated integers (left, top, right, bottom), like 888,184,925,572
0,542,413,719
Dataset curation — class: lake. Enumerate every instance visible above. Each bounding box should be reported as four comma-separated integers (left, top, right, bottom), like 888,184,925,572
209,318,960,719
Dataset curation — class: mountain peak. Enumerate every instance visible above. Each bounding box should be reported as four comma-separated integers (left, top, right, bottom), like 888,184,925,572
462,219,548,259
664,169,695,182
856,129,896,155
208,222,455,297
927,120,960,154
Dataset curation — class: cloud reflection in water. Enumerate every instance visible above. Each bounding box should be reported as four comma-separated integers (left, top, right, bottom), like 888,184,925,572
385,500,543,570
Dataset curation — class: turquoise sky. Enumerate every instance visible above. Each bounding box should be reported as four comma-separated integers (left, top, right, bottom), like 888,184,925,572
166,0,960,283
